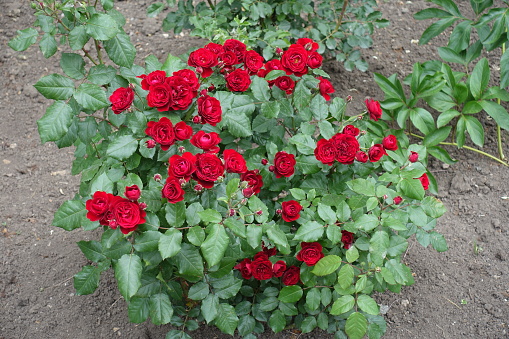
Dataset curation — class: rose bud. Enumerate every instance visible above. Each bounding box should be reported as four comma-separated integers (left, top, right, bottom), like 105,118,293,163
154,174,162,182
382,135,398,151
268,165,275,172
125,185,141,201
261,158,268,165
146,139,156,148
346,95,353,102
240,198,248,205
382,194,388,200
256,210,263,216
275,47,283,56
242,187,254,198
208,85,215,92
393,196,403,205
178,146,186,154
200,89,208,96
195,66,203,74
193,184,204,192
409,151,419,163
192,116,202,124
229,209,236,217
365,98,382,121
139,202,147,210
276,209,282,215
355,151,368,163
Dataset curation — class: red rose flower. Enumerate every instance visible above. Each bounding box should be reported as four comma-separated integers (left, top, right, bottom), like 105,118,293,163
138,70,166,90
145,117,176,151
162,177,185,203
262,244,277,257
318,76,334,101
86,191,113,222
331,133,360,165
258,59,283,78
409,151,419,163
393,196,403,205
110,198,146,234
382,135,398,151
368,144,387,162
272,261,287,278
190,131,221,153
174,121,193,141
124,185,141,201
307,51,323,69
341,231,354,249
281,200,302,222
253,251,269,261
343,125,360,137
219,50,238,66
109,87,134,114
223,39,247,63
282,266,300,285
296,242,324,266
365,98,382,121
204,42,224,55
223,149,247,173
296,38,319,52
240,169,263,194
166,75,195,111
355,151,368,163
225,69,251,92
146,83,173,112
188,48,219,78
244,50,264,74
281,44,309,76
193,153,225,188
172,69,200,92
273,151,296,178
168,152,196,182
234,258,252,279
314,138,336,166
250,257,273,280
417,173,429,190
197,95,222,126
274,76,295,94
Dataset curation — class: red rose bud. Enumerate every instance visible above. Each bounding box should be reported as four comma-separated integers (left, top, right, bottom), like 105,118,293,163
276,209,282,215
268,165,275,172
346,95,353,102
365,98,382,121
382,135,398,151
272,261,287,278
179,178,187,186
125,185,141,201
261,158,268,165
409,151,419,163
195,66,203,74
393,196,403,205
146,139,156,148
192,116,202,124
341,231,354,249
355,151,368,163
383,194,388,200
154,174,162,182
193,184,204,192
240,198,248,205
242,187,254,198
417,173,430,190
200,89,208,96
139,202,147,210
275,47,283,56
128,83,136,90
368,144,387,162
178,146,186,153
208,85,215,92
229,209,236,217
256,210,263,216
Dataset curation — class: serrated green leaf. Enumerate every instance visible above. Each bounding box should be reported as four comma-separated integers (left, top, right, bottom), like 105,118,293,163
39,33,57,58
9,27,38,51
52,200,86,231
345,312,368,339
223,218,246,238
400,178,425,200
187,225,205,246
261,101,280,119
330,295,355,315
147,2,165,17
106,135,138,160
188,282,209,300
34,74,75,100
149,293,173,325
278,285,303,303
430,231,448,252
159,228,182,259
294,221,324,242
345,247,359,263
69,25,89,50
312,255,341,276
77,240,106,262
214,304,239,335
370,231,389,266
165,201,186,227
175,243,204,280
128,296,150,323
74,265,101,295
198,209,222,224
201,224,229,267
86,13,119,40
289,134,315,155
88,64,117,85
37,101,74,143
305,288,321,311
357,294,379,315
268,310,286,333
251,76,271,101
202,294,219,323
115,254,142,300
61,53,86,80
317,203,336,225
104,29,136,67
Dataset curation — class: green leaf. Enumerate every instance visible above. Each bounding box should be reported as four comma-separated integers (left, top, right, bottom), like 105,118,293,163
52,200,86,231
128,296,150,323
261,101,280,119
294,221,324,242
214,277,243,299
39,33,57,58
268,310,286,333
133,230,161,252
479,100,509,130
300,316,317,333
310,94,328,120
165,201,186,227
345,312,368,339
419,17,458,45
34,74,75,100
290,134,315,155
9,27,38,51
223,113,252,137
469,58,489,100
188,282,209,300
77,240,106,262
104,30,136,68
388,235,408,257
438,47,465,64
464,115,484,146
312,255,341,276
430,231,448,252
175,243,204,280
423,126,451,147
226,178,240,198
187,225,205,246
290,188,306,200
317,203,337,225
355,214,379,232
413,8,453,20
74,83,109,110
37,101,73,143
214,304,239,335
201,224,229,267
345,247,359,263
74,265,100,295
330,295,355,315
370,231,390,266
247,224,263,249
61,53,86,80
86,13,119,40
347,178,376,196
400,178,425,200
202,294,219,323
383,216,407,232
305,288,321,311
278,285,303,303
198,209,222,224
293,80,311,111
223,218,246,238
186,202,203,227
159,228,182,259
251,76,271,101
357,294,379,315
161,54,186,74
501,49,509,88
88,64,117,85
337,264,354,289
69,25,89,50
147,2,165,17
115,254,142,300
409,108,434,135
149,293,173,325
106,135,138,160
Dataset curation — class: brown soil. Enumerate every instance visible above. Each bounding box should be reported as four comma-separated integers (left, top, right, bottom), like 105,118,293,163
1,1,508,338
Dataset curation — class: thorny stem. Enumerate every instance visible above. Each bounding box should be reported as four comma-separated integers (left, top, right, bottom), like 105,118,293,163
320,0,349,43
94,40,104,64
82,48,99,65
206,0,215,10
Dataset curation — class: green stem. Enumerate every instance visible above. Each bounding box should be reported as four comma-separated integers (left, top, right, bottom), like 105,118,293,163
498,34,507,161
206,0,215,10
94,40,103,64
82,48,99,65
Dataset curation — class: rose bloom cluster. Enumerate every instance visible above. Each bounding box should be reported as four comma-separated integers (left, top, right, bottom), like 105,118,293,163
85,185,146,234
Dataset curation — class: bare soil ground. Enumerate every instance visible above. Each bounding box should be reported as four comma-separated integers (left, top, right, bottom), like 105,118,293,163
1,1,508,338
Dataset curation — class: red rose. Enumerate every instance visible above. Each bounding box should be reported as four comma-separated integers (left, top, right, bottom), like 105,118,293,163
190,131,221,153
365,98,382,121
355,151,368,163
258,59,283,78
296,38,319,52
281,44,309,76
193,153,225,188
174,121,193,141
124,185,141,201
253,251,269,261
343,125,360,136
234,258,252,279
409,151,419,163
382,135,398,151
274,76,295,94
417,173,429,190
110,198,146,234
272,260,287,278
368,144,387,162
172,69,200,92
281,200,302,222
219,50,238,66
188,48,218,78
223,149,247,173
273,151,296,178
162,177,186,203
197,95,222,126
146,83,173,112
393,196,403,205
166,75,195,111
341,231,354,249
282,266,300,285
314,138,336,166
109,87,134,114
262,244,277,257
223,39,247,63
331,133,360,165
138,70,166,90
244,50,264,74
240,169,263,194
225,69,251,92
168,153,196,182
145,117,176,151
318,76,334,101
296,242,324,266
204,42,224,55
250,257,273,280
307,51,323,69
86,191,113,222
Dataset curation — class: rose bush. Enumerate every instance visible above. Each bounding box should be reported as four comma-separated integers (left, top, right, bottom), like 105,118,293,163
11,2,447,338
